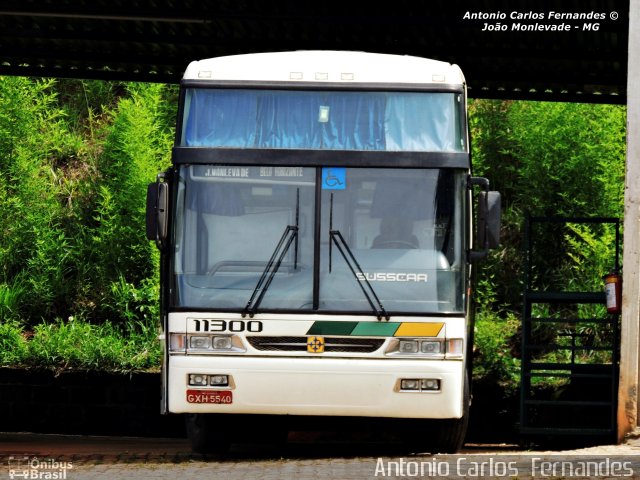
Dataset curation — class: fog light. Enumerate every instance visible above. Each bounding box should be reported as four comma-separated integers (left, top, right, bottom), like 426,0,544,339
401,379,420,390
212,336,233,350
190,335,211,349
189,374,208,386
421,341,441,354
210,375,229,386
421,379,441,391
399,340,419,353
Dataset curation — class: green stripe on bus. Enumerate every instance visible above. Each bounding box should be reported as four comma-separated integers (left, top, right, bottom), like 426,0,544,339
350,322,400,337
306,321,359,336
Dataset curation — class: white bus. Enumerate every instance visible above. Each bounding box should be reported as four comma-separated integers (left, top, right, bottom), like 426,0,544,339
147,51,500,453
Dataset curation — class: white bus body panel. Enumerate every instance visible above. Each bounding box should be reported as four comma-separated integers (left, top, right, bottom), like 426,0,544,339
183,50,465,87
169,355,464,418
167,312,466,419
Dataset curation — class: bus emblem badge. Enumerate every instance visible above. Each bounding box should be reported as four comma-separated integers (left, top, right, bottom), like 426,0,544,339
307,336,325,353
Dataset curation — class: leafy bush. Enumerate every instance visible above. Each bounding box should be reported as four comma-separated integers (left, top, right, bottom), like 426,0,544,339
0,317,160,372
0,320,28,365
0,78,175,328
472,312,521,394
0,80,627,381
81,83,173,323
0,77,84,321
0,78,175,371
0,277,27,322
469,99,626,314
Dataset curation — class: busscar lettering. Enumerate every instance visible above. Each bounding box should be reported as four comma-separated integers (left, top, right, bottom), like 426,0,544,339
356,272,428,283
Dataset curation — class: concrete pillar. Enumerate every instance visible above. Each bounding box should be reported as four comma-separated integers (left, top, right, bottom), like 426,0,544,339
618,0,640,441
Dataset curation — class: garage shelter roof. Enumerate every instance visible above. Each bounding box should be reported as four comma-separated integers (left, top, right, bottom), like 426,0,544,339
0,0,629,103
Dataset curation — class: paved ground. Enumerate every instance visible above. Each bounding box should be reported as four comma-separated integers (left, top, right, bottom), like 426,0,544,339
2,430,640,479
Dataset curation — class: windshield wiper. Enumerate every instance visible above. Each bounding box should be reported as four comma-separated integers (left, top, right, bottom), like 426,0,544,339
328,194,389,321
243,189,300,317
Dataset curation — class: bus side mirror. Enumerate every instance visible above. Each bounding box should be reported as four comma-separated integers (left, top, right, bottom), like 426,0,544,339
468,176,501,262
146,179,168,245
479,191,501,250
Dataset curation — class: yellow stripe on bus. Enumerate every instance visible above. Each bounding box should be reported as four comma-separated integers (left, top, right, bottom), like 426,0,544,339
394,322,444,337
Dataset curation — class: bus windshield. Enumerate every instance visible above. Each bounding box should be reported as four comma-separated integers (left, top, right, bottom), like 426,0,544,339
173,165,466,314
180,89,464,152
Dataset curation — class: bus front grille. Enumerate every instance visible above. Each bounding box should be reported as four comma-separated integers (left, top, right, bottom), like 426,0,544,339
247,336,385,353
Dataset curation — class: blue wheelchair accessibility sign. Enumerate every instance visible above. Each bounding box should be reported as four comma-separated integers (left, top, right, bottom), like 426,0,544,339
322,167,346,190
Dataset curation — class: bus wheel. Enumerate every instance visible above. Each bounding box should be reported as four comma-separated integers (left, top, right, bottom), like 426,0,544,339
405,375,470,454
185,414,230,454
432,375,470,454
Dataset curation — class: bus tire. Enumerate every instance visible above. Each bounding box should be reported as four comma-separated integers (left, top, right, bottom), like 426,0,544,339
432,374,470,454
185,414,230,454
405,375,470,454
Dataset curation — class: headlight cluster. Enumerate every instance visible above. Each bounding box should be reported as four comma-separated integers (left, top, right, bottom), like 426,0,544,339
385,338,464,359
169,333,246,354
399,339,442,354
188,373,231,387
398,378,441,392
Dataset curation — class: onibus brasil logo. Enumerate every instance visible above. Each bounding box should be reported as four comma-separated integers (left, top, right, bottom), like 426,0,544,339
8,456,73,479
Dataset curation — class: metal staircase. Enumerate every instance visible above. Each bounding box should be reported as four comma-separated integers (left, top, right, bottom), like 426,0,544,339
520,216,620,443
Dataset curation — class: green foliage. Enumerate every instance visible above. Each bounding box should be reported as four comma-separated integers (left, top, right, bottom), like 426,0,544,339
106,276,160,325
473,312,521,394
0,320,28,364
0,77,85,320
469,99,626,313
0,76,174,371
0,277,27,322
468,100,625,392
0,78,627,379
0,317,160,372
507,102,625,218
564,222,619,292
82,83,172,322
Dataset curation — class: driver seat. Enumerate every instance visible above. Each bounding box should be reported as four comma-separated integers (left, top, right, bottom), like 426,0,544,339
371,217,419,249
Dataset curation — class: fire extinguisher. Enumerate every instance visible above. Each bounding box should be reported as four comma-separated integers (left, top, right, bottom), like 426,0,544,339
603,270,622,314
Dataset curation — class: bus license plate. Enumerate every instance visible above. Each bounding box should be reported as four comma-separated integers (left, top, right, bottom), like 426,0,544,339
186,390,233,404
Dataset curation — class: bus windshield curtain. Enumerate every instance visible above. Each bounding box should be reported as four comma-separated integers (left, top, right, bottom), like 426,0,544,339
183,89,461,152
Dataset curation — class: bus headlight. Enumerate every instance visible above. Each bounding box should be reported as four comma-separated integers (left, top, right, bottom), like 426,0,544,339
399,340,419,353
180,334,246,354
212,336,233,350
385,338,445,357
421,341,441,354
190,336,211,349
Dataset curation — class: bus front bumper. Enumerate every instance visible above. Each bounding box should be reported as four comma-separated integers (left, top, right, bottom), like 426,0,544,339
168,355,465,419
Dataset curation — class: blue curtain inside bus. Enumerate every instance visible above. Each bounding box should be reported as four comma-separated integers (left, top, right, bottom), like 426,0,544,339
182,89,462,152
